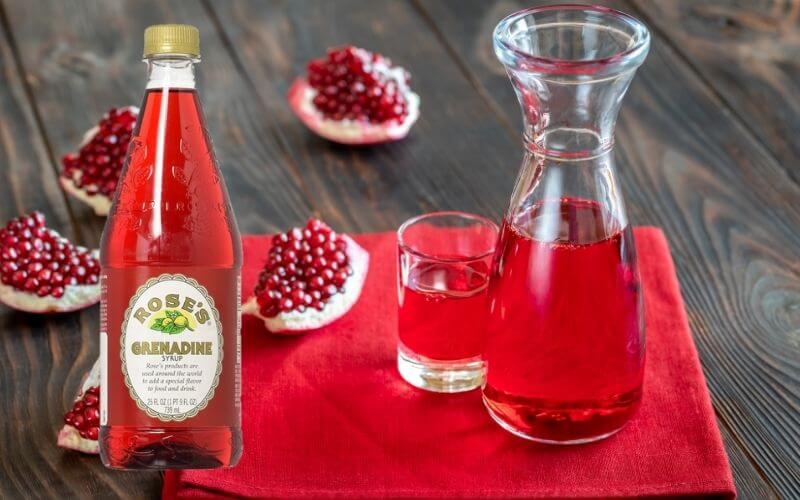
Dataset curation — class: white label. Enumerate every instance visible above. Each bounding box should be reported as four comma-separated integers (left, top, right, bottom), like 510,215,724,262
121,273,222,422
100,330,108,426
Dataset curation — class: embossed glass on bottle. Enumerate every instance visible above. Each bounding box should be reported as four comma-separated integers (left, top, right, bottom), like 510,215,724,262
99,25,242,469
483,6,650,444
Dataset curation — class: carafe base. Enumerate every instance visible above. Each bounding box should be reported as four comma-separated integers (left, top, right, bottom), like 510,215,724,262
482,386,641,444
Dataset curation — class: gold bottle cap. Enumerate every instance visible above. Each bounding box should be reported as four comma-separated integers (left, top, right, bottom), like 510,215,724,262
143,24,200,57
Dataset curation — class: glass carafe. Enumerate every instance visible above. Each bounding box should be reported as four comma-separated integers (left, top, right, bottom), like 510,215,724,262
483,5,650,444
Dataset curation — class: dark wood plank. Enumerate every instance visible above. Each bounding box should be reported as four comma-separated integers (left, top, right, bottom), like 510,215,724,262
205,0,521,233
632,0,800,183
0,0,321,497
415,0,799,497
3,0,312,238
0,12,161,500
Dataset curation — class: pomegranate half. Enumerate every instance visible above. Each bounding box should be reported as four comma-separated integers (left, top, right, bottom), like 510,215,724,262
60,106,139,216
243,218,369,333
57,357,100,454
288,46,419,145
0,212,100,313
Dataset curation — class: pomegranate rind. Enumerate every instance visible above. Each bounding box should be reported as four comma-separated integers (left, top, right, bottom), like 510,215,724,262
56,424,99,454
57,358,101,454
59,106,139,216
59,175,112,216
243,235,369,333
0,250,100,313
287,78,419,145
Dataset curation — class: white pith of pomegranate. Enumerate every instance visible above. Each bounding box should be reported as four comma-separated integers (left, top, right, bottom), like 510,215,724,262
0,212,100,313
243,218,369,333
60,106,139,216
288,46,420,145
57,358,100,454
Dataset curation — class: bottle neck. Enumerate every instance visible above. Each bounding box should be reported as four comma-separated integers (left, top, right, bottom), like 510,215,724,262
145,56,197,90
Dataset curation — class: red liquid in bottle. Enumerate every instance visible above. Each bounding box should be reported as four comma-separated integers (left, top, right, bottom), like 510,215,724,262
99,85,242,468
398,261,489,361
483,198,644,443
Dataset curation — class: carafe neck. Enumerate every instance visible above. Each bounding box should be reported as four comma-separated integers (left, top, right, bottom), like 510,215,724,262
511,70,636,159
493,5,649,160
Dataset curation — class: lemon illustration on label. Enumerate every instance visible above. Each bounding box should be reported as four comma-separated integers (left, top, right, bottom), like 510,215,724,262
150,309,195,334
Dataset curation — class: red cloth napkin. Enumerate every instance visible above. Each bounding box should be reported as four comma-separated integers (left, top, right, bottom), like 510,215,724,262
163,228,735,499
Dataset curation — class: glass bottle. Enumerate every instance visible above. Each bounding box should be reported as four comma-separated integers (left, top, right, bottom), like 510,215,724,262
99,24,242,468
483,6,650,444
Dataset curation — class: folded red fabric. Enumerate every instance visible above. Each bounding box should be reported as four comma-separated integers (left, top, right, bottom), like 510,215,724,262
163,228,735,499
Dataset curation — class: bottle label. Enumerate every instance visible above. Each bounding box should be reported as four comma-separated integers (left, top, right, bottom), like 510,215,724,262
120,273,223,422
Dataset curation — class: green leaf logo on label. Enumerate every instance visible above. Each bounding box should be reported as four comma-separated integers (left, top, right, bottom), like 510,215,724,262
150,309,195,334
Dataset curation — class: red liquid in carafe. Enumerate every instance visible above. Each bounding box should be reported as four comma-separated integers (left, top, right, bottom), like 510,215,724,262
398,260,489,361
483,198,643,442
100,88,242,468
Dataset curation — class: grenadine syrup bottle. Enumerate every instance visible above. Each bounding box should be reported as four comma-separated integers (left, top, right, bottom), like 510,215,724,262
484,6,650,444
99,25,242,469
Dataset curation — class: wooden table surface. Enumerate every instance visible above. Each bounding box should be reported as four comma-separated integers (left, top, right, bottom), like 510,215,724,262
0,0,797,498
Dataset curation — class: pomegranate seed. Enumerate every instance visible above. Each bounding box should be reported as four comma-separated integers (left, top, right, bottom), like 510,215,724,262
61,107,137,198
63,385,100,444
307,46,410,124
83,406,99,425
0,212,99,297
253,218,352,317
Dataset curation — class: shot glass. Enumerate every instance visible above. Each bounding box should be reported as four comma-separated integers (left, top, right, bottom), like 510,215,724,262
397,211,499,392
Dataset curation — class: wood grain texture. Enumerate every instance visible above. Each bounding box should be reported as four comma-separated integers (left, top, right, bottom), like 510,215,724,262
0,11,160,499
206,0,521,232
633,0,800,183
415,1,800,497
0,0,309,496
3,0,311,237
0,0,797,497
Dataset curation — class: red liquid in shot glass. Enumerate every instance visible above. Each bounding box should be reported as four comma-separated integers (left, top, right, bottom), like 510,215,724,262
483,198,644,443
398,260,489,361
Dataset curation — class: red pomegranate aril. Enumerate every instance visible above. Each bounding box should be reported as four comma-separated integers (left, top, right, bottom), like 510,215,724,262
309,276,325,289
60,380,100,451
72,414,85,429
254,218,355,318
333,270,348,287
61,107,137,199
333,251,347,265
12,270,26,285
0,212,100,299
24,277,39,291
306,46,410,124
84,392,99,406
312,256,327,270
